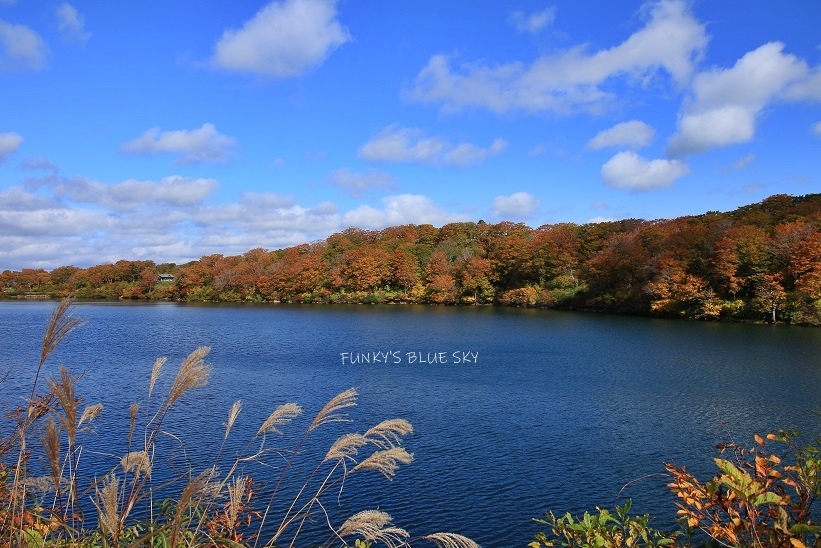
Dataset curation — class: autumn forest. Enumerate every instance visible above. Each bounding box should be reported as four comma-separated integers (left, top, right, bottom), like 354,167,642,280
3,193,821,325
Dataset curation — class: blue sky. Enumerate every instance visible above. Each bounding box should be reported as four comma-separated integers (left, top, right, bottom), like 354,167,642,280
1,0,820,271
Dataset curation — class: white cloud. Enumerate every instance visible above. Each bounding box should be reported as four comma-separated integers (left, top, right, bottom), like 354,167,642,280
588,120,655,150
213,0,350,77
21,157,58,171
668,42,816,155
0,177,476,270
330,168,395,197
56,3,90,44
444,138,507,166
0,20,47,71
0,132,23,162
812,121,821,137
492,192,539,217
406,0,707,114
587,215,616,224
28,173,219,211
510,7,556,34
601,151,689,190
0,188,105,238
358,125,506,166
121,123,237,164
731,153,756,170
343,194,469,229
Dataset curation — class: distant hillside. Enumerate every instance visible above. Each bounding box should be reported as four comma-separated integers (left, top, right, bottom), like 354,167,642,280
3,193,821,325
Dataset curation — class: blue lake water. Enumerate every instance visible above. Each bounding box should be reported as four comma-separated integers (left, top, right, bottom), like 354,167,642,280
1,301,820,546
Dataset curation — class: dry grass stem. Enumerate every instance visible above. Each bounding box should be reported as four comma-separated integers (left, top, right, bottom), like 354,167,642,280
128,402,139,444
257,402,302,436
94,473,120,536
364,418,413,449
337,510,410,548
121,450,151,477
423,533,481,548
352,447,414,480
41,416,62,483
172,467,219,543
78,403,103,426
226,475,249,530
148,356,167,398
47,365,78,445
324,433,368,462
225,399,242,439
40,298,85,367
22,476,68,496
167,347,211,408
309,388,357,432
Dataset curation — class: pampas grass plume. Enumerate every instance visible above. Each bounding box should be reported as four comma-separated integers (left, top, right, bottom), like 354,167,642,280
167,347,211,408
309,388,357,431
353,447,413,480
256,402,302,436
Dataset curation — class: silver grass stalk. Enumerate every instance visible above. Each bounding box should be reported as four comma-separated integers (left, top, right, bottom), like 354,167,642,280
309,388,357,431
94,473,120,537
423,532,481,548
324,433,368,462
46,365,78,446
78,403,103,426
148,356,167,398
23,476,70,497
225,399,242,439
364,418,413,449
352,447,414,480
171,467,219,544
41,416,61,483
121,450,151,478
337,510,410,548
166,347,211,408
256,402,302,436
128,403,139,444
40,298,85,367
226,475,249,531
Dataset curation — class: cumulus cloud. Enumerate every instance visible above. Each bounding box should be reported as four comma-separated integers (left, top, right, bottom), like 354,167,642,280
492,192,539,218
0,187,106,239
0,179,341,270
510,7,556,34
0,173,477,270
213,0,350,77
358,125,506,166
812,121,821,137
601,151,689,190
56,3,90,44
27,173,219,211
668,42,818,155
0,20,47,71
330,168,395,197
343,194,469,229
588,120,654,150
406,0,707,114
121,123,237,164
0,132,23,162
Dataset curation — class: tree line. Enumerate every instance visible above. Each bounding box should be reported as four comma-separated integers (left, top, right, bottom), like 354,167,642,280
3,193,821,324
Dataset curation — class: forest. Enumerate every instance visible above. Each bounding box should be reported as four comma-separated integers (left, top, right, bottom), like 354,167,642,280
3,193,821,325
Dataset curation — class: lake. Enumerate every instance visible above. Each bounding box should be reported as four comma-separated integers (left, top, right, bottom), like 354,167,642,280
2,301,820,546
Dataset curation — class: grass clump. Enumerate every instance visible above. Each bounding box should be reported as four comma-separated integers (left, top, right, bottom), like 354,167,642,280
0,298,478,548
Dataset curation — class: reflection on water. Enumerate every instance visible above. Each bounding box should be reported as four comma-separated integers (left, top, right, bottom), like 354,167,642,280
1,301,820,545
